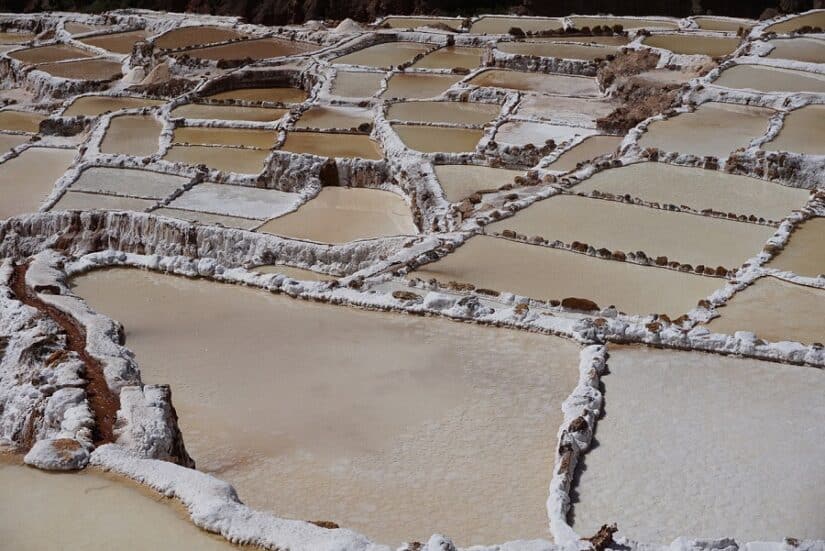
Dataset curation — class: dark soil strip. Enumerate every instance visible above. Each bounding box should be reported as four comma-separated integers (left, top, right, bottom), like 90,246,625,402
10,263,119,444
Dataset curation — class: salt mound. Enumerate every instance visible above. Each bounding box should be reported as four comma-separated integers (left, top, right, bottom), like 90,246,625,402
333,18,363,34
140,61,170,86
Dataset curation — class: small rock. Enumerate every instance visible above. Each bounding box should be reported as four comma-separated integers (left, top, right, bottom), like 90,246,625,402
24,438,89,471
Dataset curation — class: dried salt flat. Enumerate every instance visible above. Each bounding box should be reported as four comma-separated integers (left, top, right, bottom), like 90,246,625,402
516,94,615,126
35,58,123,81
100,115,161,156
433,164,524,202
206,86,308,104
706,277,825,344
692,16,755,32
0,457,239,550
496,41,618,61
258,186,416,242
410,235,721,316
79,30,148,55
153,207,263,229
171,103,288,122
713,64,825,94
330,71,385,98
572,345,825,542
8,44,93,63
166,183,298,220
295,105,373,129
387,101,501,125
392,124,484,153
69,167,188,199
0,147,75,220
279,132,383,159
767,217,825,277
468,69,601,97
545,135,623,171
0,133,29,154
486,194,776,269
252,264,336,280
765,10,825,34
381,16,463,30
469,16,563,34
641,34,741,57
638,101,774,157
64,22,111,35
177,37,315,61
62,95,166,117
72,268,581,546
173,126,276,148
410,46,483,69
0,109,44,132
333,42,434,68
495,121,596,147
381,73,462,99
572,162,810,220
766,37,825,63
762,104,825,155
154,25,247,49
568,15,679,30
52,190,157,212
163,146,270,174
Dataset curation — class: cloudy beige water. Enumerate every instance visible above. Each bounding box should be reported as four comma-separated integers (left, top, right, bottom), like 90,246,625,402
762,104,825,155
0,30,34,43
330,71,384,98
411,235,721,316
172,103,287,122
470,16,563,34
382,16,463,30
70,166,187,199
63,95,165,117
393,124,483,153
546,135,623,171
516,94,614,126
173,126,276,148
71,268,580,546
487,195,775,269
206,86,308,104
0,147,75,219
692,16,755,32
434,164,524,202
766,37,825,63
38,58,123,80
767,218,825,277
295,105,372,129
382,73,462,99
179,38,314,61
495,121,592,147
469,69,600,96
334,42,433,68
0,109,44,132
642,34,740,57
572,162,809,220
79,29,147,54
0,133,28,153
497,41,616,61
411,46,483,69
280,132,382,159
387,101,500,125
0,457,239,550
153,207,263,229
569,16,679,30
164,145,270,174
52,190,157,212
639,102,774,157
9,43,92,63
100,115,160,156
765,11,825,33
713,64,825,94
258,186,416,242
706,277,825,344
154,25,245,49
572,345,825,543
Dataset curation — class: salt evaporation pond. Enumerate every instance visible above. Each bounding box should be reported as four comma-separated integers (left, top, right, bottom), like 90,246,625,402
36,58,123,80
411,46,482,69
154,25,246,49
382,73,462,99
70,166,187,199
434,164,524,202
64,22,110,34
52,190,156,212
71,268,580,546
100,115,160,156
767,217,825,277
63,95,165,117
173,126,276,148
333,42,433,68
496,41,616,61
572,162,809,220
410,235,721,316
0,457,238,550
0,133,28,153
568,16,679,30
168,182,296,220
153,207,262,229
0,109,44,132
0,30,34,43
387,101,500,125
164,146,270,174
641,34,740,57
762,104,825,155
258,186,415,242
80,29,147,54
330,71,384,98
545,135,623,171
381,16,463,30
206,86,308,104
392,124,483,153
572,345,825,542
178,37,314,61
9,44,93,63
253,264,336,280
495,121,592,147
639,101,774,157
295,105,372,129
0,147,75,219
713,64,825,94
469,16,563,34
692,16,755,32
516,95,614,126
766,37,825,63
486,195,775,269
707,277,825,344
468,69,601,96
765,11,825,34
280,132,382,159
171,103,287,122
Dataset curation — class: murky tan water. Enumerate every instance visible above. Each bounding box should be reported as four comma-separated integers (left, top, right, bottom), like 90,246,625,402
382,73,462,99
258,186,415,242
0,147,75,219
393,124,483,153
80,30,147,54
0,133,28,153
179,38,314,61
0,457,238,550
762,104,825,155
387,101,500,125
546,135,622,171
334,42,433,68
572,345,825,543
100,115,161,156
410,235,721,316
642,34,740,57
573,162,809,220
63,95,165,117
767,218,825,277
171,103,287,122
0,31,34,43
72,268,579,546
434,164,524,202
470,16,563,34
52,190,156,212
70,166,187,199
280,132,382,159
173,126,276,148
468,69,600,96
639,101,774,157
0,110,44,132
766,37,825,63
495,121,589,147
692,16,755,32
713,64,825,94
411,46,483,69
153,207,263,229
497,41,616,60
38,58,123,80
488,194,775,268
330,71,385,98
295,105,372,129
155,25,246,49
382,16,463,30
206,86,308,104
766,11,825,34
569,16,679,30
164,146,270,174
9,44,92,63
516,94,614,125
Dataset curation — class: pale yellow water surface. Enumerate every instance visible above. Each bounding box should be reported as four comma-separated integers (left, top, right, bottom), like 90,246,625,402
63,95,165,117
280,132,382,159
172,103,287,122
0,31,34,43
713,64,825,94
434,164,524,202
295,105,372,129
52,190,156,211
411,46,483,69
179,38,314,61
639,102,774,157
0,133,28,153
36,58,122,80
410,235,722,316
155,25,246,49
387,101,500,125
765,11,825,34
173,126,276,148
0,457,239,550
330,71,385,98
334,42,433,68
497,41,616,60
382,73,462,99
9,44,92,63
393,124,483,153
766,37,825,63
100,115,161,156
0,110,44,132
546,135,623,171
258,186,415,242
468,69,600,96
642,34,740,57
470,16,563,34
382,16,463,30
80,30,147,54
0,147,75,219
164,146,270,174
206,86,308,104
572,346,825,543
573,162,809,220
487,195,775,268
72,268,580,546
762,104,825,155
569,16,679,30
767,218,825,277
692,16,755,32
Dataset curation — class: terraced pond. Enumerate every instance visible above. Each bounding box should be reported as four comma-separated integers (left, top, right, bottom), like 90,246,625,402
333,42,433,68
468,69,601,96
713,64,825,94
62,95,165,117
642,34,740,57
0,147,75,219
767,217,825,277
393,124,483,153
434,164,524,202
100,115,161,156
280,132,382,159
387,101,500,125
762,104,825,155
